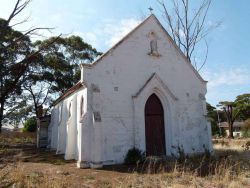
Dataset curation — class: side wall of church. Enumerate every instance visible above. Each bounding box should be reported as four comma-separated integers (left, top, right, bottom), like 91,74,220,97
49,87,88,161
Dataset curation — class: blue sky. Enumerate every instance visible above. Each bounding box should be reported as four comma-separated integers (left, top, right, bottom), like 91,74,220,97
1,0,249,106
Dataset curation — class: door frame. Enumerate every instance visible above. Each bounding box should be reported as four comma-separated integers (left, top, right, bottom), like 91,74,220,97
133,88,175,156
132,73,178,156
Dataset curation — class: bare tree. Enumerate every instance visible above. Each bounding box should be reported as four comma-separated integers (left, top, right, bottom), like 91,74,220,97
156,0,221,71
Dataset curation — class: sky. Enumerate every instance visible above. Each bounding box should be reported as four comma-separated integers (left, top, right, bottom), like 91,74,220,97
1,0,249,106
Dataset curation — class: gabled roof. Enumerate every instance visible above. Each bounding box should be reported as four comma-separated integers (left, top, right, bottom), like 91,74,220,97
80,14,207,83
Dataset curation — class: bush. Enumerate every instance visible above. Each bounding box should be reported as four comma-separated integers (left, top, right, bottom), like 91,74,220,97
242,119,250,138
23,118,37,132
242,141,250,151
211,121,220,136
242,130,250,138
124,147,145,165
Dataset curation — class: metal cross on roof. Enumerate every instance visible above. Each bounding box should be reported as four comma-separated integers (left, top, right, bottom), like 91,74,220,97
148,7,153,14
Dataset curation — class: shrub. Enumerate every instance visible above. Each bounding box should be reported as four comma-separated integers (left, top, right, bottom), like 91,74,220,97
242,141,250,151
242,130,250,138
242,118,250,138
124,147,145,165
23,118,37,132
177,145,186,163
211,121,220,136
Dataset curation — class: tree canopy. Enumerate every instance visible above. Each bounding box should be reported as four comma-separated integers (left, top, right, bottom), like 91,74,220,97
22,36,101,118
234,93,250,120
0,0,101,131
217,93,250,138
0,17,41,131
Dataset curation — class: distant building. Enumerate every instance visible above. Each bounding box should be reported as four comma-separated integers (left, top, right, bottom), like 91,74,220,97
219,121,245,137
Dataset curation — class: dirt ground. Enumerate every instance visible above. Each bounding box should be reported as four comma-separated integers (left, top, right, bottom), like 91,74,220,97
0,130,250,188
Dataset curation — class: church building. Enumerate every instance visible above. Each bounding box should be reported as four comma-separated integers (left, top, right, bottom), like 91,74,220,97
48,14,212,168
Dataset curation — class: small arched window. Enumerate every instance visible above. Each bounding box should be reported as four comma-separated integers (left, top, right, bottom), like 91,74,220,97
58,104,63,125
80,96,84,117
69,102,72,118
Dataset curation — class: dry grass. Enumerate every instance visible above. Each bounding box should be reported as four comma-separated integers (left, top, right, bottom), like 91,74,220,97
0,130,36,146
0,132,250,188
0,163,69,188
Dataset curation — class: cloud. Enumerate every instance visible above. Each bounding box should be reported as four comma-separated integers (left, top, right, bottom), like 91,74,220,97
102,18,141,47
73,17,141,51
202,67,250,105
203,68,250,89
74,31,98,48
178,29,185,38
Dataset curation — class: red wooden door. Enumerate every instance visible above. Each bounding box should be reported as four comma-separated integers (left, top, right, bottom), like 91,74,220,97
145,94,166,156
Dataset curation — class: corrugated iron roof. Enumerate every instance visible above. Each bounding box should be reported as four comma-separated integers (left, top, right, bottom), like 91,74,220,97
219,121,245,128
53,82,85,106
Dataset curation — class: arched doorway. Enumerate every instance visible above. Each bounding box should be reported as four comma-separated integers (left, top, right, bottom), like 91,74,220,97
145,94,166,156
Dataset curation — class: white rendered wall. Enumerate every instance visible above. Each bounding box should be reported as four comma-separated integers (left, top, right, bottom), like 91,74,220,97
49,88,86,160
81,15,211,164
50,15,212,166
76,88,92,167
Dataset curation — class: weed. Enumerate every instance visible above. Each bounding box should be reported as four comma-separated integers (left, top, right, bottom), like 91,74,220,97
242,141,250,151
124,147,145,165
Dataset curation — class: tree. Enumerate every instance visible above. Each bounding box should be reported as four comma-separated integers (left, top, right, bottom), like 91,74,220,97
156,0,221,71
242,118,250,138
3,97,32,128
206,103,219,135
206,102,225,136
218,101,240,139
22,36,101,118
216,93,250,138
23,117,37,132
0,0,56,132
234,93,250,120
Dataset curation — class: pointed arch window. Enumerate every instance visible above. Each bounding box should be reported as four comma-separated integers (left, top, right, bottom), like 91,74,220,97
58,104,63,125
80,96,84,117
68,101,72,118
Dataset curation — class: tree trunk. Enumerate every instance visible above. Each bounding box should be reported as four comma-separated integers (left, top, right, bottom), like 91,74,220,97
0,118,2,133
0,100,4,133
228,122,234,139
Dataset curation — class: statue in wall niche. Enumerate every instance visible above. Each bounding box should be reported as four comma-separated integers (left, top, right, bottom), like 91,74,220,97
150,39,158,54
148,31,160,57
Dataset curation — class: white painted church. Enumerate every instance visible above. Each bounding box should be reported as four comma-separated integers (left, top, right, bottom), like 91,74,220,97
48,14,212,168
